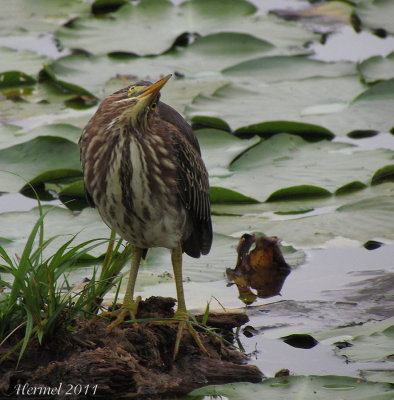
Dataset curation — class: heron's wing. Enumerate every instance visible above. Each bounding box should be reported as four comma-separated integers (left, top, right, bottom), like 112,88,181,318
173,130,212,257
84,184,96,208
158,102,201,153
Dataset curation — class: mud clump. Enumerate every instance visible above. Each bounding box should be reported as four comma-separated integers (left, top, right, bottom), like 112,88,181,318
0,296,263,399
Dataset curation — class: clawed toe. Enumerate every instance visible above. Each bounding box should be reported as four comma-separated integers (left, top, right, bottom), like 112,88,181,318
150,311,208,359
174,319,208,359
102,296,141,332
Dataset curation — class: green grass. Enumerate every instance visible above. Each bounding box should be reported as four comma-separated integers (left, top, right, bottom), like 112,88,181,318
0,201,130,366
0,200,239,367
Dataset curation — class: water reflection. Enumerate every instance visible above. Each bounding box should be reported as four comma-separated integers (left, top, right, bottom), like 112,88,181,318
226,234,291,305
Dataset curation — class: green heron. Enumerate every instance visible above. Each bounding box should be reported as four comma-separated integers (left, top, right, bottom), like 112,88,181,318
79,75,212,357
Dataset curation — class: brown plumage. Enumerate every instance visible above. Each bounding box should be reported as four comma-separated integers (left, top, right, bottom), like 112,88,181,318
79,75,212,357
79,79,212,258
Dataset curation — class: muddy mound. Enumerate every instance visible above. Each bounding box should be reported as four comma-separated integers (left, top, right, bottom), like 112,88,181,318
1,297,263,399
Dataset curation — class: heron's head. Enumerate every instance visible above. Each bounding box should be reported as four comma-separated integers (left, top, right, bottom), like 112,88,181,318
113,74,172,128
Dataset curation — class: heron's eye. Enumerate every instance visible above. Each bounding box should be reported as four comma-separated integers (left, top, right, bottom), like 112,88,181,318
128,85,146,98
128,86,136,97
151,102,157,110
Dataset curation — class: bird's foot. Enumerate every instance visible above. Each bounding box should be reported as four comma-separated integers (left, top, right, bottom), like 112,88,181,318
151,310,208,359
101,295,141,332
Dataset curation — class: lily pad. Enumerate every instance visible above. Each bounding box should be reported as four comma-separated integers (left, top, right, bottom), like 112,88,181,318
0,81,95,130
0,136,81,193
338,324,394,363
281,333,319,349
223,55,356,82
320,78,394,136
271,0,354,25
56,0,256,56
191,375,394,399
371,165,394,185
234,121,334,141
0,102,94,133
164,32,275,75
55,0,315,56
195,128,260,177
335,181,368,195
0,206,111,260
186,75,365,136
315,317,394,378
210,134,393,202
210,187,259,204
0,47,50,77
91,0,128,14
267,186,331,202
0,0,90,36
359,53,394,84
0,71,36,88
190,115,230,132
355,0,394,36
0,123,81,149
0,205,236,283
212,183,394,247
354,77,394,102
41,63,98,99
44,31,273,99
59,179,89,210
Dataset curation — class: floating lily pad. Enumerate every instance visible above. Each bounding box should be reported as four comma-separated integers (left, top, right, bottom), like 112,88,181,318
0,81,95,130
0,0,90,36
41,63,98,99
271,0,353,25
0,47,50,78
234,121,334,141
213,184,394,247
0,206,239,283
355,0,394,36
347,129,379,139
44,31,273,99
210,187,259,204
163,32,274,75
0,136,81,193
371,165,394,185
187,75,365,136
338,323,394,363
59,179,89,210
0,206,111,260
354,77,394,102
223,55,356,82
0,123,81,149
56,0,256,56
210,134,393,202
314,317,394,382
190,115,230,131
0,71,35,88
327,78,394,135
335,181,367,195
191,375,394,399
359,53,394,84
281,333,319,349
195,128,260,177
267,186,331,202
58,179,85,198
91,0,128,14
55,0,314,56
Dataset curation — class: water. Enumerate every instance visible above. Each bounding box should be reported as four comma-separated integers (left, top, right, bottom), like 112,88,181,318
311,25,394,62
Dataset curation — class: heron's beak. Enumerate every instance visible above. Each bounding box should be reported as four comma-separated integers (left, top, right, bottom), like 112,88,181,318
137,74,172,100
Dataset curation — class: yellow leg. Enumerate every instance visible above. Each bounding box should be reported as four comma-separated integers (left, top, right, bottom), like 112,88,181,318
105,246,142,331
171,245,208,359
